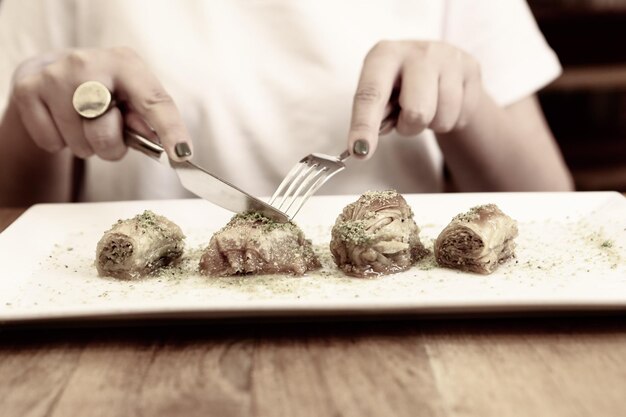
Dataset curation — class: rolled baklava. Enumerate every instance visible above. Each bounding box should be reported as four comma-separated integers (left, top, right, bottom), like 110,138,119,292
330,190,428,277
434,204,518,274
96,210,185,279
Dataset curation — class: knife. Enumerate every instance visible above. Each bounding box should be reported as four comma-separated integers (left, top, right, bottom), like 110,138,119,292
124,129,289,223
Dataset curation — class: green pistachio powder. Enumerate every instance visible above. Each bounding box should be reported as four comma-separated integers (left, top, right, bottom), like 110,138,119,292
452,204,493,223
334,190,405,246
112,210,169,236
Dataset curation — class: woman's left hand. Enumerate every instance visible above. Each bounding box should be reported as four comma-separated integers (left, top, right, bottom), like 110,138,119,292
348,40,483,159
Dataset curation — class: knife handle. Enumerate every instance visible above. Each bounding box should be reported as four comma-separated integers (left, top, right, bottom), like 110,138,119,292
124,129,166,162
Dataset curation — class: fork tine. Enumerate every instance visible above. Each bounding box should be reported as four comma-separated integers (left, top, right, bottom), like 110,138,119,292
270,151,348,220
274,160,319,210
285,165,347,218
275,162,318,210
269,161,308,205
281,166,328,214
284,171,330,218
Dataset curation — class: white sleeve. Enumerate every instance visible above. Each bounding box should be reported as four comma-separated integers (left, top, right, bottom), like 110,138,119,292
0,0,76,114
443,0,561,106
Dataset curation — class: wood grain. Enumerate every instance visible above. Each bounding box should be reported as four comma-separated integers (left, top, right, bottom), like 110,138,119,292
1,208,625,417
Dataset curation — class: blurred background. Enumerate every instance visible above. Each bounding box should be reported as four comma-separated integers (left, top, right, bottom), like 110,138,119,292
1,0,623,192
528,0,626,191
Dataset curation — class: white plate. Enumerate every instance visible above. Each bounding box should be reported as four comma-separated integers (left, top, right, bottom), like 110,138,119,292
0,192,624,324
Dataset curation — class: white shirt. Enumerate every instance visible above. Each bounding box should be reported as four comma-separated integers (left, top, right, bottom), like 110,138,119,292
0,0,561,201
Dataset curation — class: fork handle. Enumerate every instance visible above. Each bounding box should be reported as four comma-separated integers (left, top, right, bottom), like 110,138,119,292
379,100,400,133
338,149,352,161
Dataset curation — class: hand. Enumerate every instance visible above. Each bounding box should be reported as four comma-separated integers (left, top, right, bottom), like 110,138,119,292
348,41,482,159
10,47,192,161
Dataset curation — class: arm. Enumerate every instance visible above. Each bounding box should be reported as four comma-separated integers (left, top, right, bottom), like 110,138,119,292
347,41,573,192
437,91,573,191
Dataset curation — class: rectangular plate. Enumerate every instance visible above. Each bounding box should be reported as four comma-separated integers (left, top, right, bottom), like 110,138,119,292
0,192,624,324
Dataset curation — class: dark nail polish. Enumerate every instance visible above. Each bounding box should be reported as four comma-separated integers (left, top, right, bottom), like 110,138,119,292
175,142,192,158
353,139,369,156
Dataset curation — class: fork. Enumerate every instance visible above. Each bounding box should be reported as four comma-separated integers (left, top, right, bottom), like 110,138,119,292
269,105,399,219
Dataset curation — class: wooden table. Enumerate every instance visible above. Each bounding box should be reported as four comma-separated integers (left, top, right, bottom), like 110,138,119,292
1,207,624,417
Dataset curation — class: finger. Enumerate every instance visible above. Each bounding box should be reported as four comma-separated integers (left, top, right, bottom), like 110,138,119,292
12,78,65,152
47,101,94,159
40,70,94,159
83,106,127,161
348,43,402,159
113,56,192,161
456,61,482,129
430,70,464,133
12,50,69,81
396,58,438,136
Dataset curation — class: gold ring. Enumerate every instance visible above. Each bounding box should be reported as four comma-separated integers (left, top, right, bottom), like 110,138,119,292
72,81,112,119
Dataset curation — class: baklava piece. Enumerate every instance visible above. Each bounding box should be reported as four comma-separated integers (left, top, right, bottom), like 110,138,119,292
434,204,518,274
199,212,320,276
96,210,185,279
330,190,428,277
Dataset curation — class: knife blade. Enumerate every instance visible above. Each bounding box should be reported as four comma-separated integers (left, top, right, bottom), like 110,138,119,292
124,129,289,223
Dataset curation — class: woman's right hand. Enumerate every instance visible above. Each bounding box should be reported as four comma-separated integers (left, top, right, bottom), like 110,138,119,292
10,47,192,161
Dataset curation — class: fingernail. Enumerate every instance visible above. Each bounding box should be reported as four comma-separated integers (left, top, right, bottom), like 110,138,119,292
353,139,369,156
174,142,192,158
